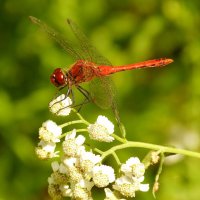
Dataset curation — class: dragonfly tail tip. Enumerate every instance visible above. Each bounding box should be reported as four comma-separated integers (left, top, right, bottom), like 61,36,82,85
166,58,174,64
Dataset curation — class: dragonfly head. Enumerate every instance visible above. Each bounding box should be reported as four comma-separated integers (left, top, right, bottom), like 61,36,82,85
50,68,67,87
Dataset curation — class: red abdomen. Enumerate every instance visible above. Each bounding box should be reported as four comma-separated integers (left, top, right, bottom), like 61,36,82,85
97,58,173,76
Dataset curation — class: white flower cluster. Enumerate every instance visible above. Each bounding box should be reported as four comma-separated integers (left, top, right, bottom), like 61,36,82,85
47,130,116,200
35,95,150,199
88,115,115,142
35,120,61,159
49,94,115,142
113,157,149,198
35,95,115,160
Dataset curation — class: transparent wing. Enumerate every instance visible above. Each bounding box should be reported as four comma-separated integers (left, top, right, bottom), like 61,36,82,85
88,76,115,109
29,16,83,61
67,19,125,136
67,19,112,65
67,19,115,108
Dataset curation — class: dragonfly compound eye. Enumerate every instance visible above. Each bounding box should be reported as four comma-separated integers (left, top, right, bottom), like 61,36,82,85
50,68,66,87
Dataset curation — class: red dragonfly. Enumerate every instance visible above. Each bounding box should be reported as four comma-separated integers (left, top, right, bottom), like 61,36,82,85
29,16,173,136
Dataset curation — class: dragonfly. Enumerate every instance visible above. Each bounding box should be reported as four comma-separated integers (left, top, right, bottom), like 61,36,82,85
29,16,173,137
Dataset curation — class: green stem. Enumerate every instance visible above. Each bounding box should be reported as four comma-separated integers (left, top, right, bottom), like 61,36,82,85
72,108,90,125
153,152,165,198
60,120,87,128
60,128,88,138
94,148,104,155
112,134,127,143
101,141,200,161
76,129,88,133
112,151,121,165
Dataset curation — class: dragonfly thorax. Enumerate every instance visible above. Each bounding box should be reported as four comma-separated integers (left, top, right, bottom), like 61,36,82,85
50,68,68,87
68,60,98,85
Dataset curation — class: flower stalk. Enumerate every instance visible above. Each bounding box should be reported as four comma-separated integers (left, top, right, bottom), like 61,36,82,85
101,141,200,161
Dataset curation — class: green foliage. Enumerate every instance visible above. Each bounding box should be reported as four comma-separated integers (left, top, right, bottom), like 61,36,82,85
0,0,200,199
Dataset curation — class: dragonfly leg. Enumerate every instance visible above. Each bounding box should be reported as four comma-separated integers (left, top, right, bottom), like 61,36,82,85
50,87,72,108
70,87,75,105
72,98,90,112
77,85,93,102
51,86,92,114
65,86,90,111
76,85,93,111
53,88,77,115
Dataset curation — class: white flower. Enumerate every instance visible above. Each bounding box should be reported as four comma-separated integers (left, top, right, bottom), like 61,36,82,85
51,161,68,174
69,166,84,183
62,156,77,168
88,115,114,142
113,176,135,198
92,165,115,188
48,182,63,200
121,157,145,178
35,140,59,159
48,162,72,199
60,184,72,197
48,181,72,199
39,120,62,143
96,116,114,134
113,176,149,198
114,158,149,198
65,129,85,144
48,162,69,185
104,188,126,200
73,179,94,200
62,129,85,157
79,151,101,174
49,94,72,116
77,179,94,191
133,176,149,192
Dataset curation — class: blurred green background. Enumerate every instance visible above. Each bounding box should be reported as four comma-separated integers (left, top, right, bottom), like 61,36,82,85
0,0,200,199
